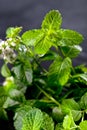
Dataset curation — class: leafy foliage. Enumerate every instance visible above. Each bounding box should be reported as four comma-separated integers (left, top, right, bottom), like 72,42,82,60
0,9,87,130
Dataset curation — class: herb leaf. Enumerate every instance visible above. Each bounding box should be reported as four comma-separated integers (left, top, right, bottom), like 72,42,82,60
42,10,62,30
48,56,72,87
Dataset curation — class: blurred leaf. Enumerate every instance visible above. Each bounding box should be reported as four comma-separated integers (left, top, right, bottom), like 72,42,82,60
6,27,22,38
79,121,87,130
1,64,11,77
79,92,87,109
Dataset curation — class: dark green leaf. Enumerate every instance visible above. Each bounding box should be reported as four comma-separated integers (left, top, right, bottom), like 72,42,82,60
42,10,62,30
0,108,8,120
52,107,64,122
48,56,72,87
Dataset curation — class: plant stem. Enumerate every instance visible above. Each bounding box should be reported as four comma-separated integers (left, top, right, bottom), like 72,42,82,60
36,84,60,106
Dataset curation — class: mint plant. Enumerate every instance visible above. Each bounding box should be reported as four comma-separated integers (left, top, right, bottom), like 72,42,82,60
0,10,87,130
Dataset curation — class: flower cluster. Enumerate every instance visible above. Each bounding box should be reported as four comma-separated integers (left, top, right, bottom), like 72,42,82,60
0,39,16,63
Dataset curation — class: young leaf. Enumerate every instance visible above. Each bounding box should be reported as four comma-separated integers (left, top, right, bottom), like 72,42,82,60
22,29,52,55
59,29,83,46
6,27,22,38
42,10,62,30
1,64,11,77
22,29,43,47
79,121,87,130
22,108,43,130
61,45,82,58
48,56,72,87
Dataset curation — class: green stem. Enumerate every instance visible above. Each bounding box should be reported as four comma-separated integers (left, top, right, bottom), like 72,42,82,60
36,84,60,106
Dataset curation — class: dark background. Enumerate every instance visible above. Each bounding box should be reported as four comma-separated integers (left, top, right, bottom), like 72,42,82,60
0,0,87,65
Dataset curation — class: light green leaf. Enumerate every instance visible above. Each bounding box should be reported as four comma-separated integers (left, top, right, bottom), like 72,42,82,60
42,10,62,30
63,114,76,130
63,115,72,130
14,105,32,130
22,108,43,130
22,29,52,54
6,27,22,38
61,45,82,58
1,64,11,77
79,92,87,109
41,112,54,130
79,121,87,130
22,29,43,47
62,99,81,121
59,29,83,46
48,56,72,87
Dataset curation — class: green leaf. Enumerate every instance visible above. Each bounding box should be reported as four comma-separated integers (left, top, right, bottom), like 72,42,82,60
24,68,33,84
42,10,62,30
72,73,87,85
79,92,87,109
52,107,64,122
63,115,72,130
41,112,54,130
63,114,76,130
55,123,64,130
79,121,87,130
0,108,8,120
14,105,32,130
22,29,43,47
61,45,82,58
22,108,43,130
0,96,7,107
62,99,81,121
1,64,11,77
59,29,83,46
6,27,22,38
48,56,72,87
3,97,19,108
22,29,53,55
